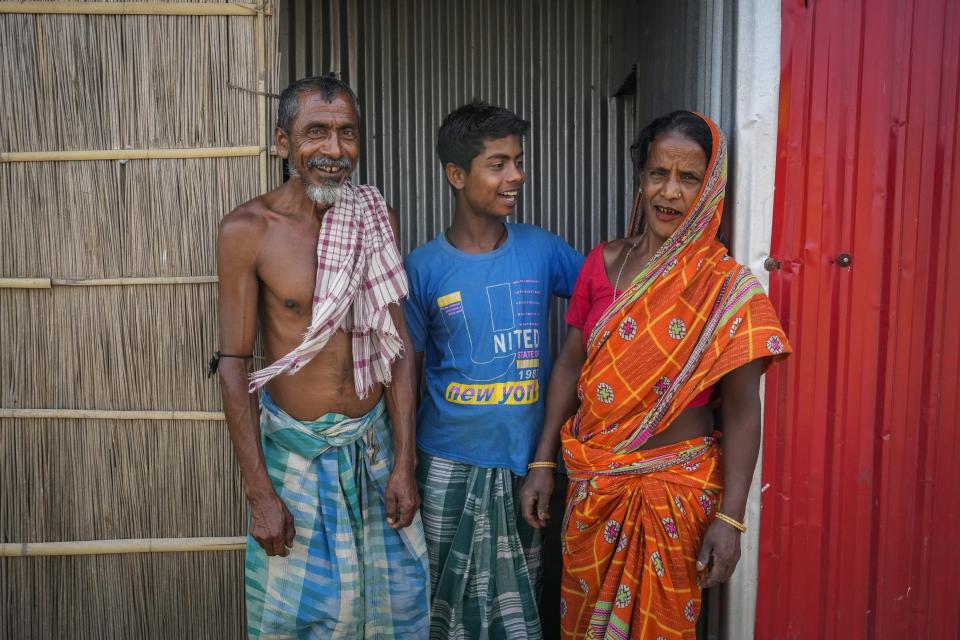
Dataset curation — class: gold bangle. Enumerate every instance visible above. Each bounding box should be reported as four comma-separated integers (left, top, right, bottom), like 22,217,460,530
527,461,558,470
714,512,747,532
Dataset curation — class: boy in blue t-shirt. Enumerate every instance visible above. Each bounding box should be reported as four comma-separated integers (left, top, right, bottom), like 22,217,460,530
404,102,583,639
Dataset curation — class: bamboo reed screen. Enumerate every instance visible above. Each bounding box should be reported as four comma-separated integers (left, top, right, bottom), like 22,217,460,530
0,2,280,637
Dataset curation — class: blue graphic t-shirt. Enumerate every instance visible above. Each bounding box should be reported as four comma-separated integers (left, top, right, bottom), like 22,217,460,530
404,223,584,475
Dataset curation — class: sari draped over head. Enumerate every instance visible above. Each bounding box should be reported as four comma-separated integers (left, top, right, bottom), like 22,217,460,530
558,114,790,639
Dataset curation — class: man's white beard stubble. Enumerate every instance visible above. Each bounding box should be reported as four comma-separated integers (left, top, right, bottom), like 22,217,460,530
288,165,344,206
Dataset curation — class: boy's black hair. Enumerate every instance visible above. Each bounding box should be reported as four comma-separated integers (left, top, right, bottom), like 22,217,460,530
436,101,530,172
629,110,712,174
277,74,361,134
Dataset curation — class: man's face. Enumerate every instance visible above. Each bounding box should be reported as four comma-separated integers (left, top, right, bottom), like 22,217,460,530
453,135,525,218
277,91,360,205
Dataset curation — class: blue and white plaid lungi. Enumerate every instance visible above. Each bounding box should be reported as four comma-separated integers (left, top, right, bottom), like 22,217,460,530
245,392,430,639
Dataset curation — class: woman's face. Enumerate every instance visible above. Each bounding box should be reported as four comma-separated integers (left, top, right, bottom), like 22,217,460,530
638,131,708,242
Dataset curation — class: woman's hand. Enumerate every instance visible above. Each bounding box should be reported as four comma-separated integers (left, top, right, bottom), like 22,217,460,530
519,468,555,529
696,358,764,587
696,518,742,588
520,328,586,530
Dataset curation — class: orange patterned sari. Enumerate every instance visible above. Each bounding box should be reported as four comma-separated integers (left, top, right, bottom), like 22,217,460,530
559,115,790,639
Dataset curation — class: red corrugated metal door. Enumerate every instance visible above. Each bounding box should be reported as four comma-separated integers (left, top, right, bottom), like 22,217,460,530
757,1,960,638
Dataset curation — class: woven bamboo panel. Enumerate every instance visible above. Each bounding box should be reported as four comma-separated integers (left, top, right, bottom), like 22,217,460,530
0,288,223,409
0,419,244,541
0,1,279,637
0,553,245,639
0,159,259,278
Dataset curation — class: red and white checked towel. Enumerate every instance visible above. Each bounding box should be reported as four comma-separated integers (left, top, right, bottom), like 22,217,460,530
248,182,408,398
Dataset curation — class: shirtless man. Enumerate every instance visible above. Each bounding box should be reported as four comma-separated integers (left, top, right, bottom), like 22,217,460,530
215,76,429,639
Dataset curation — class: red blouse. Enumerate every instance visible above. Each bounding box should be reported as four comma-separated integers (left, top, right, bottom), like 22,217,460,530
565,242,714,408
565,242,622,347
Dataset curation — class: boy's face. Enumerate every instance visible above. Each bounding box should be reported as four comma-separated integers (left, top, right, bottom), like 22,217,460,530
449,135,525,218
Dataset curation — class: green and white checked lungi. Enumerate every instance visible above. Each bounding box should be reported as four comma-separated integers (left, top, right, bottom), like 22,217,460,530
416,451,543,640
245,392,430,639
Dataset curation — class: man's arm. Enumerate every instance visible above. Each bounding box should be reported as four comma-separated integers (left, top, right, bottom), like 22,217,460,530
381,206,419,529
216,210,295,556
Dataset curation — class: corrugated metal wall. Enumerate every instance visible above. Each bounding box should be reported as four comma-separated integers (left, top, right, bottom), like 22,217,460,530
275,0,740,357
276,2,747,638
277,3,635,637
631,0,734,140
758,0,960,638
278,0,636,261
726,3,783,637
614,0,738,276
626,4,738,637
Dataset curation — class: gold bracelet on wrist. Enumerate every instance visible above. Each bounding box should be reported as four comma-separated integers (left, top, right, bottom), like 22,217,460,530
527,461,558,470
714,512,747,532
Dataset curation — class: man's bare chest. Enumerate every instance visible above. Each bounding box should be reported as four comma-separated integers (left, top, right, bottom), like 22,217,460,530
258,224,320,313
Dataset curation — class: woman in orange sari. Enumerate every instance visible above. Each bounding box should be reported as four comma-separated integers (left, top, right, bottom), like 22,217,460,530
520,111,790,638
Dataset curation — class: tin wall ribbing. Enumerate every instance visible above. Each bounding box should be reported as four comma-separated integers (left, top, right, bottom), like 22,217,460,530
278,0,640,360
278,0,636,261
758,0,960,637
277,6,747,638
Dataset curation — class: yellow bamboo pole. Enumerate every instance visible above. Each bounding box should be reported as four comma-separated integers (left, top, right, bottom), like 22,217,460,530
0,278,51,289
0,146,263,163
0,276,218,288
0,2,259,16
0,537,246,557
255,3,269,193
53,276,219,286
0,409,225,421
